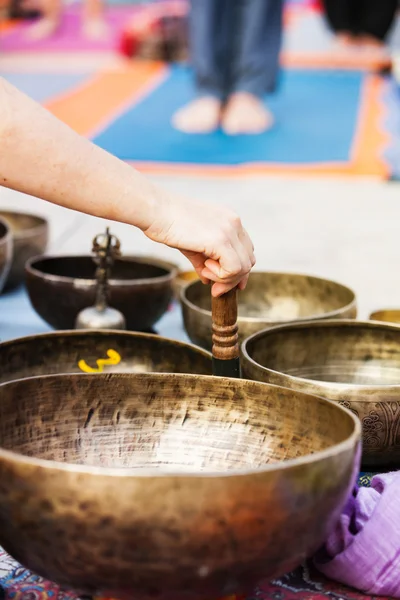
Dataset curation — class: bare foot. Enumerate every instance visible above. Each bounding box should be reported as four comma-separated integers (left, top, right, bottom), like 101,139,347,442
222,92,273,135
27,17,59,40
172,97,221,134
82,17,110,40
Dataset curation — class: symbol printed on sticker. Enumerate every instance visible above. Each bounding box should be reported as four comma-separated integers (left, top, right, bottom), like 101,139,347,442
78,349,122,373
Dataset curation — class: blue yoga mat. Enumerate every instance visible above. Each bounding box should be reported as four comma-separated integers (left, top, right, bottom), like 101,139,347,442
93,65,364,166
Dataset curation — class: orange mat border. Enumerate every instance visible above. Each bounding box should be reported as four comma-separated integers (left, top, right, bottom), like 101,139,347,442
43,61,389,180
45,61,168,137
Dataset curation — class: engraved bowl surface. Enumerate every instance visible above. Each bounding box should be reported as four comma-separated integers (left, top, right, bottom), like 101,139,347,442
0,330,212,384
181,272,356,350
242,319,400,468
0,372,360,600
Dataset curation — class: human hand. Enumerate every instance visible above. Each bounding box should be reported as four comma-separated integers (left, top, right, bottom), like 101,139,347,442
144,194,255,296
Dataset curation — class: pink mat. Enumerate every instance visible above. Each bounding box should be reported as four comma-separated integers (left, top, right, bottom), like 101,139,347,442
1,5,138,52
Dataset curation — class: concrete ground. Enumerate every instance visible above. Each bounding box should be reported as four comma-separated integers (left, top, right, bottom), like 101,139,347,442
1,174,399,321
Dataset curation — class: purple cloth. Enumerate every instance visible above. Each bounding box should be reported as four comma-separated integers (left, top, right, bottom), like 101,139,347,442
314,471,400,596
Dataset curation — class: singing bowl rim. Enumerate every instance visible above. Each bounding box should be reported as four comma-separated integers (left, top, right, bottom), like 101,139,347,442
0,210,48,240
242,318,400,391
0,372,360,477
25,254,178,286
180,271,357,324
0,328,212,359
176,270,199,282
369,309,400,322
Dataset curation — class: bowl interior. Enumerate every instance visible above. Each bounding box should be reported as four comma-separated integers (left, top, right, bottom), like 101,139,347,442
0,374,355,471
247,323,400,385
0,332,212,384
185,273,354,321
0,211,46,237
30,256,170,281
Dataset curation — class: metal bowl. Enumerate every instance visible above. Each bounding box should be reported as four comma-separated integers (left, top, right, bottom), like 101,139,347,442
369,309,400,324
172,270,199,299
0,210,48,291
242,319,400,468
0,372,360,600
25,255,178,331
181,272,357,350
0,219,13,294
0,330,212,384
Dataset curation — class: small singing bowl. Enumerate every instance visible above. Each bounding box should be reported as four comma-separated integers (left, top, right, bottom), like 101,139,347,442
0,372,360,600
25,255,178,331
0,219,13,294
0,330,212,384
369,309,400,324
0,210,48,291
241,319,400,468
172,270,199,298
181,272,357,350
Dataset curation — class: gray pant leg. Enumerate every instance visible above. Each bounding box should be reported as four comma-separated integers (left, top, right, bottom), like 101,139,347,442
230,0,284,97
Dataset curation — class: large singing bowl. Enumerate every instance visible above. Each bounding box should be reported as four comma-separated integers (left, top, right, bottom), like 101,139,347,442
0,373,360,600
242,319,400,468
0,210,48,291
181,272,356,350
25,255,177,331
0,330,212,384
0,219,13,294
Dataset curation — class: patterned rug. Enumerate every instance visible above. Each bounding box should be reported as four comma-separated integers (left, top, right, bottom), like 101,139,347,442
0,559,394,600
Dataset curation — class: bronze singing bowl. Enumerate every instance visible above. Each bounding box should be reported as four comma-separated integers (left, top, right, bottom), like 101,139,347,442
0,219,13,294
0,330,212,384
0,210,48,291
369,309,400,324
172,270,199,298
181,272,357,350
25,255,178,331
0,372,360,600
241,319,400,468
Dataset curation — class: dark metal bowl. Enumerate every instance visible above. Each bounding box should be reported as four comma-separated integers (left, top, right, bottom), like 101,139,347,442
181,272,357,350
0,330,212,384
0,210,48,291
0,219,13,294
0,372,360,600
25,255,178,331
242,319,400,468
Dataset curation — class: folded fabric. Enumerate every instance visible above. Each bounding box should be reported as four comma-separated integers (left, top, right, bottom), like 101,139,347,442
314,471,400,596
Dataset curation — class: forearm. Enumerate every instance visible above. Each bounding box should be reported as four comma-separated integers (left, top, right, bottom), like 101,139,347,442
0,76,166,231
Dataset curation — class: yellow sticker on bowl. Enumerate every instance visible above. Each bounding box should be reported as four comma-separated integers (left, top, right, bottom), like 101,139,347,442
78,349,121,373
